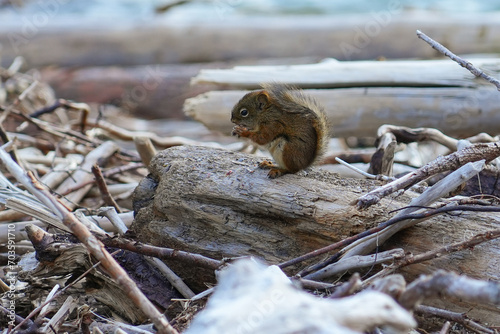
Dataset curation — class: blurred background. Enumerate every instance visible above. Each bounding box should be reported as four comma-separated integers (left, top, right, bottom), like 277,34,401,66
1,0,500,124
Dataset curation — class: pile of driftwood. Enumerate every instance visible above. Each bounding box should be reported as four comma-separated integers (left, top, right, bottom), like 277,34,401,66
1,32,500,334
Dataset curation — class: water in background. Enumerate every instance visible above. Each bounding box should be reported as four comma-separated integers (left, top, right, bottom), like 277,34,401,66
1,0,500,28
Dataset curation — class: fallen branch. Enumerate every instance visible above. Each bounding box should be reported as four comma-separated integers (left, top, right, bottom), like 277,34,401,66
280,161,485,272
0,144,178,334
280,202,500,272
355,142,500,209
417,30,500,91
366,226,500,283
304,248,404,281
342,160,485,260
415,305,496,334
99,235,222,271
399,270,500,310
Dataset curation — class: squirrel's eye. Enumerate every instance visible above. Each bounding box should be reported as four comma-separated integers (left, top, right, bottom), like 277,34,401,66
240,108,249,117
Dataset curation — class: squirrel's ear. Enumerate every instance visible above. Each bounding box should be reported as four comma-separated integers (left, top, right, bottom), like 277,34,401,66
256,91,270,110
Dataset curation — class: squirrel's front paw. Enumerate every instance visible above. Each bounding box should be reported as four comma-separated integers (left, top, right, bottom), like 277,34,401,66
231,125,247,137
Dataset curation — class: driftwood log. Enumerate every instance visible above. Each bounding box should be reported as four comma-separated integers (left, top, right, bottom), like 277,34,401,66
131,146,500,326
131,146,394,289
2,12,500,67
185,86,500,138
185,58,500,139
191,58,500,88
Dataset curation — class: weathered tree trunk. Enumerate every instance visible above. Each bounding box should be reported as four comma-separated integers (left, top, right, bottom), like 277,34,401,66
131,146,500,309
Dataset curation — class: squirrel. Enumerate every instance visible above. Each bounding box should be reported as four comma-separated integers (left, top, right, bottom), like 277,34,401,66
231,83,329,178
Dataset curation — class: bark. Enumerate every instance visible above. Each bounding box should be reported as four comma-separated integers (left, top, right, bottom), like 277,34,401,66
131,146,392,290
130,146,500,306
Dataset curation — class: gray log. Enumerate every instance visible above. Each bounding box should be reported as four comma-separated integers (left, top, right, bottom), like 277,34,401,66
184,86,500,138
3,12,500,66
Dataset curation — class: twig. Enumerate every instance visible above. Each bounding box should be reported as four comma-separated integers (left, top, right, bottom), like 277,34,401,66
303,248,404,281
92,164,122,213
368,131,396,176
145,257,195,299
0,124,19,164
87,117,227,149
343,160,485,260
335,157,394,181
0,80,38,124
6,56,24,77
55,141,119,210
355,141,500,209
328,273,362,298
29,99,64,118
398,227,500,269
60,162,144,196
99,234,222,270
12,250,120,332
0,146,178,334
97,207,128,234
366,274,406,299
439,321,451,334
280,203,500,272
365,226,500,284
399,270,500,310
376,124,459,151
134,136,157,168
0,305,33,329
417,30,500,91
416,305,495,334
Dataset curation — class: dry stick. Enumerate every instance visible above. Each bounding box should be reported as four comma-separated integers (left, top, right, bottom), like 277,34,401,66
0,146,178,334
335,157,394,181
303,248,404,281
56,141,119,210
0,305,33,330
416,30,500,91
399,270,500,310
342,160,485,262
364,226,500,285
91,164,122,213
0,123,19,164
328,273,362,298
376,124,459,151
11,250,121,332
0,80,38,124
61,162,144,196
439,321,451,334
416,305,495,334
99,235,222,270
87,118,226,149
299,156,476,276
6,56,24,77
97,207,196,299
134,136,157,168
278,204,500,270
355,141,500,210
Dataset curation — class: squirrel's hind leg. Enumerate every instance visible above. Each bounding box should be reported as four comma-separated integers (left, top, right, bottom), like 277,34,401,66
258,160,277,169
258,160,289,178
267,168,289,178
